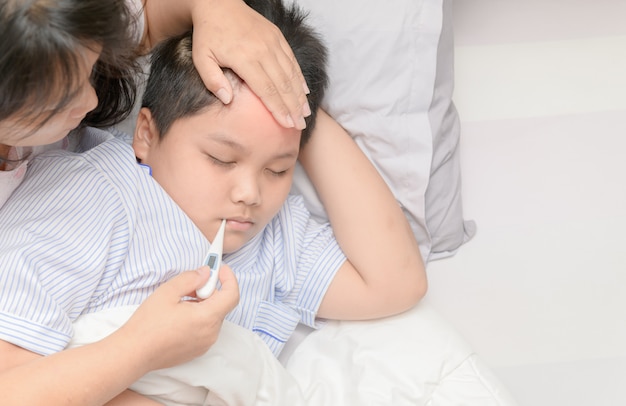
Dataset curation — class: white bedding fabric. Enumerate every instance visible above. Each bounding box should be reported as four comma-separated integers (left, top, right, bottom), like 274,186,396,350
69,306,308,406
70,302,517,405
283,301,517,406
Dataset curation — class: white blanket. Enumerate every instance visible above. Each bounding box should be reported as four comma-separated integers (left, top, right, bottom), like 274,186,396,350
70,302,517,405
69,306,307,406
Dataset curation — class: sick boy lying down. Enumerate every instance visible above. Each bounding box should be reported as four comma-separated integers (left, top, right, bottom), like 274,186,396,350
0,0,426,403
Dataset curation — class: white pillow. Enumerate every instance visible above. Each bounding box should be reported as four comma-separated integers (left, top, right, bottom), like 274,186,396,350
289,0,475,262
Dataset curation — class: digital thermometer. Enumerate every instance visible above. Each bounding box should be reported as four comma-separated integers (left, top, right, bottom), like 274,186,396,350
196,219,226,299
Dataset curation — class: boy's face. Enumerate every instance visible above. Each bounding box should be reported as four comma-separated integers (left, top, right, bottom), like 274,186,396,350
133,85,301,253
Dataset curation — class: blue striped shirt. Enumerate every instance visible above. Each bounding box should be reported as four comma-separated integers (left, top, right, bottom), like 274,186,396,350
0,128,345,357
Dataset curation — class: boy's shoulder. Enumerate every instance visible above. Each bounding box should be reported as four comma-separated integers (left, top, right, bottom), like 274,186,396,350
70,126,131,154
11,127,142,211
29,126,137,182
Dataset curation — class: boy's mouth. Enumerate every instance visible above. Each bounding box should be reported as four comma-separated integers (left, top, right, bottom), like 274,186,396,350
225,217,254,232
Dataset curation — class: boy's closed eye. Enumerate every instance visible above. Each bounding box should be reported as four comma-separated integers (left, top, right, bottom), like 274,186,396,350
208,154,235,167
208,153,292,177
266,167,290,177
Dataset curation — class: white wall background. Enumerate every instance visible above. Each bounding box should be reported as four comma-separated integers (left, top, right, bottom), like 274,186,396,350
426,1,626,405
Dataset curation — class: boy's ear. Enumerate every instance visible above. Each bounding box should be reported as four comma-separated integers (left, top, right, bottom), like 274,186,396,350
133,107,159,161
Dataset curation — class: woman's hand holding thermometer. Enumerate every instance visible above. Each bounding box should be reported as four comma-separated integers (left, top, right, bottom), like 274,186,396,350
196,219,226,299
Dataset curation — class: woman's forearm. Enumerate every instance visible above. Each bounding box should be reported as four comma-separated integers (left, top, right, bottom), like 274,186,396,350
140,0,198,49
0,331,152,406
0,268,237,405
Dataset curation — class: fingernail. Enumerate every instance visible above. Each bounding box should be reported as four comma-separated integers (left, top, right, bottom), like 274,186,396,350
285,114,295,128
302,101,311,117
296,116,307,130
303,82,310,95
216,88,232,104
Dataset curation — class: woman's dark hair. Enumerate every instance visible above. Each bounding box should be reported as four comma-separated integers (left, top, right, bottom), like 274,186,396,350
142,0,327,146
0,0,141,130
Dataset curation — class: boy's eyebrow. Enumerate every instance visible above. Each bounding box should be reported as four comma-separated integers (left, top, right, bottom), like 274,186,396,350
208,133,244,151
274,151,299,159
208,133,299,160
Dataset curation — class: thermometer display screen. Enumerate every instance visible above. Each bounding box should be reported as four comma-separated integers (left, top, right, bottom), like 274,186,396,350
206,254,218,269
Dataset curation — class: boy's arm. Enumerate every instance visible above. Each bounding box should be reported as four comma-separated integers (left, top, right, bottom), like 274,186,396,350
141,0,309,130
298,110,427,320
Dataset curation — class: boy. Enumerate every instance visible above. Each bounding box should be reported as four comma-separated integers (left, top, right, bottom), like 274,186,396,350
0,0,425,366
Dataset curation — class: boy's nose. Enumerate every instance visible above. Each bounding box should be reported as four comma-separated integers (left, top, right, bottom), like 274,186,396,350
231,175,262,206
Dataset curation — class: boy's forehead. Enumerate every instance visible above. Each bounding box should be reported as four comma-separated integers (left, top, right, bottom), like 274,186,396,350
181,84,301,151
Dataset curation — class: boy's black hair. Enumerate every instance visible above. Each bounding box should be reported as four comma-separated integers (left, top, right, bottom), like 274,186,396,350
142,0,328,146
